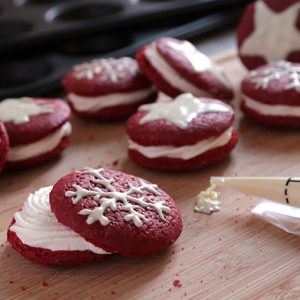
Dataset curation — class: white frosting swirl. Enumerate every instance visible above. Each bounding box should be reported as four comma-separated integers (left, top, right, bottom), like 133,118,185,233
128,127,233,160
10,186,108,254
0,98,53,125
243,95,300,117
68,87,154,112
7,122,72,162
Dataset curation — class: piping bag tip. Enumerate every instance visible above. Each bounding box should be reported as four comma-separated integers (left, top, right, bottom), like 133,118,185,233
210,177,225,187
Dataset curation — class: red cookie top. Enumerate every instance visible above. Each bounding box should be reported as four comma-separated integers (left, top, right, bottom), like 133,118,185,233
0,121,9,172
126,94,235,147
238,0,300,70
242,61,300,105
62,57,153,97
50,167,182,257
138,37,233,100
0,97,71,146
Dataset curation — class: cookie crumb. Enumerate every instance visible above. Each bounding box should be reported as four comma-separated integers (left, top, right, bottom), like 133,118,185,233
173,280,182,288
42,281,48,287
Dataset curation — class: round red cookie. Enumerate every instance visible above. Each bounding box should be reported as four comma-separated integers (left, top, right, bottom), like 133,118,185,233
136,37,233,101
238,0,300,70
62,57,157,120
50,167,183,258
0,120,9,172
126,93,238,172
241,61,300,127
7,220,106,266
0,97,72,169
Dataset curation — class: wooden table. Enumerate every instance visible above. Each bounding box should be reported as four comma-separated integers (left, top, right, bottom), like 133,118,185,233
1,51,300,300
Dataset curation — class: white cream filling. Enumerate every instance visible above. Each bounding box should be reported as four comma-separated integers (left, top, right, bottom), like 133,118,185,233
7,122,72,162
128,127,233,160
10,186,109,254
243,95,300,117
68,87,154,112
145,44,211,97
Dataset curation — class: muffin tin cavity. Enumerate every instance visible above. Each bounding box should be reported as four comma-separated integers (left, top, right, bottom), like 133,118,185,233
45,2,123,23
61,33,133,55
0,58,51,88
0,21,32,39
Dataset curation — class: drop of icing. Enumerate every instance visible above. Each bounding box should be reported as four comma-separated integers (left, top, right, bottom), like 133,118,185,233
194,184,221,215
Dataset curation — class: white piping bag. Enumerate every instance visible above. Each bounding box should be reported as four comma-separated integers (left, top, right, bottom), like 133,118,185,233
210,176,300,235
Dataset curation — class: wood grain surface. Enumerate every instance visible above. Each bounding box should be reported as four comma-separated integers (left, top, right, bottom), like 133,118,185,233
1,52,300,300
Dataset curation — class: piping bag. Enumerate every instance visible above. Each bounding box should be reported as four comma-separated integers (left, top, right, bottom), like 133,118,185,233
210,177,300,236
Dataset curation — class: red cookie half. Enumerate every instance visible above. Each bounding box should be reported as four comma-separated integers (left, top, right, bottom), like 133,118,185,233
0,97,72,169
126,93,238,172
62,57,157,120
0,120,9,172
136,37,233,101
238,0,300,70
241,61,300,127
7,186,107,266
50,168,183,257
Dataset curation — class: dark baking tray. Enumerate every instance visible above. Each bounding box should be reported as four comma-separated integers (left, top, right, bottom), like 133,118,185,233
0,7,245,99
0,0,253,54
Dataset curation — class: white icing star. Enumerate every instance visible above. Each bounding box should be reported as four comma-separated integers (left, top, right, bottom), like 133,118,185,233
138,93,230,129
0,98,54,125
166,40,230,87
240,1,300,62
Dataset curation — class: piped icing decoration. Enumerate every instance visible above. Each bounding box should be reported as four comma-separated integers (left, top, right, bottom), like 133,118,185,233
249,61,300,92
10,186,108,254
240,1,300,62
194,184,221,214
139,93,230,129
72,57,137,81
165,40,230,87
65,167,171,228
0,98,54,125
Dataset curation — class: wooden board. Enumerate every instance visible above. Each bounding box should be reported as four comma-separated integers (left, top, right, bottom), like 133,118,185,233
1,52,300,300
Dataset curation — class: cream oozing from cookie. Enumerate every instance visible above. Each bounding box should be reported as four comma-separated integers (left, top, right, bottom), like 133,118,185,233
144,40,230,96
139,93,230,129
10,186,108,254
7,122,72,162
242,95,300,117
0,98,54,125
128,127,233,160
68,87,155,112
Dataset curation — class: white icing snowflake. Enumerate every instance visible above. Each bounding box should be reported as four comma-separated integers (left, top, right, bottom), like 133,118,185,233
73,57,137,81
249,61,300,92
65,167,171,228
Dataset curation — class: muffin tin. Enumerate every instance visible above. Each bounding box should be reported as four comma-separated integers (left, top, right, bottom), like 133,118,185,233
1,0,253,54
0,1,253,98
